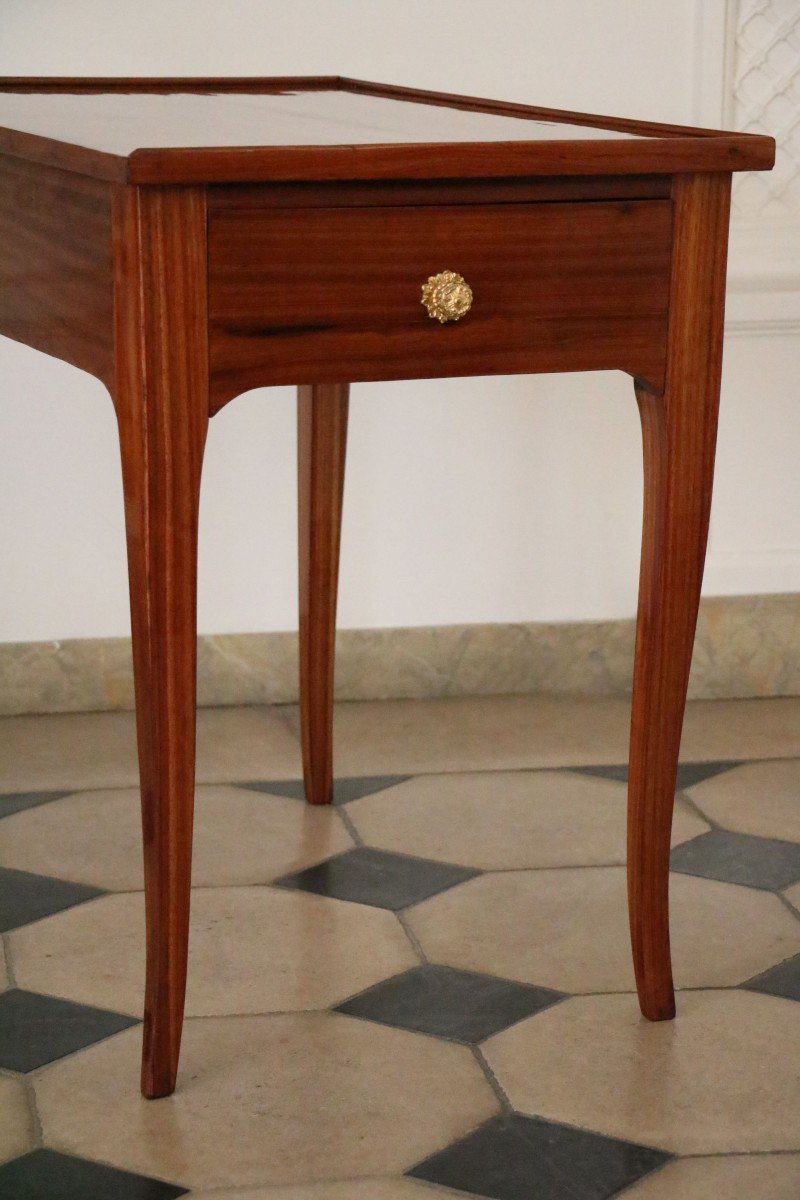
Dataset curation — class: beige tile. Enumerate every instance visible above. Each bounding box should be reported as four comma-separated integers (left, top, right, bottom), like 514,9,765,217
0,705,300,792
626,1153,800,1199
0,785,352,890
0,709,140,791
6,695,794,794
687,759,800,843
34,1015,498,1189
405,868,800,993
680,697,800,762
295,695,632,775
195,706,301,782
347,771,707,869
0,1076,33,1165
9,887,417,1017
190,1181,459,1200
289,695,800,774
483,990,800,1153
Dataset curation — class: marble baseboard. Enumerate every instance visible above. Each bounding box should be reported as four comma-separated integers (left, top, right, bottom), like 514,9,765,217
2,593,800,716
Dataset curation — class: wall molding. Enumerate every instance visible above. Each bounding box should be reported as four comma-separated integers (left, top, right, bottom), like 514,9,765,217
695,0,800,334
3,593,800,716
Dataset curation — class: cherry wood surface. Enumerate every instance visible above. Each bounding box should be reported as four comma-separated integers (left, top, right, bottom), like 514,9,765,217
0,152,113,382
0,89,648,153
0,76,774,1097
128,136,768,187
208,199,672,408
0,76,774,183
298,383,350,806
112,183,209,1099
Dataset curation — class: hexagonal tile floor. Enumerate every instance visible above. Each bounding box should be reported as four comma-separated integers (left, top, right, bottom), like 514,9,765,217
1,696,800,1198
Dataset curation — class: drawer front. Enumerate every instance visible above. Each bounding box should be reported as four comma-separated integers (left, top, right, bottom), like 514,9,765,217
208,200,671,409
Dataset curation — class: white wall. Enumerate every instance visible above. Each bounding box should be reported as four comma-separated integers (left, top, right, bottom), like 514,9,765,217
1,0,798,642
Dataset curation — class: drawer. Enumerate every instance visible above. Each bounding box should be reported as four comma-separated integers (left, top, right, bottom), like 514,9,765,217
207,199,672,409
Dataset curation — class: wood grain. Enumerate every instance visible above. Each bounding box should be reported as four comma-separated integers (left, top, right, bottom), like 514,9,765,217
0,76,773,184
0,73,777,149
0,88,651,154
627,172,732,1022
208,199,672,409
112,183,209,1098
128,134,771,187
0,152,113,381
298,383,350,806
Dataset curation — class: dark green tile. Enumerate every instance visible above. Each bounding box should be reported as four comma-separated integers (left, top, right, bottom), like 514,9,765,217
0,790,71,819
0,989,139,1072
670,829,800,891
0,866,103,933
336,964,565,1042
273,846,478,910
407,1113,671,1200
0,1149,187,1200
743,952,800,1002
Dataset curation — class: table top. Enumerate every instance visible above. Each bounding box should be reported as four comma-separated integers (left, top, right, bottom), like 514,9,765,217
0,77,774,185
0,89,647,153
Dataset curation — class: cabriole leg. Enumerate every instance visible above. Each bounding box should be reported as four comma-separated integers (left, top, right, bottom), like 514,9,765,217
628,172,731,1020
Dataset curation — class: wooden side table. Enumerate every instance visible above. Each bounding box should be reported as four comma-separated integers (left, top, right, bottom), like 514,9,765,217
0,77,774,1097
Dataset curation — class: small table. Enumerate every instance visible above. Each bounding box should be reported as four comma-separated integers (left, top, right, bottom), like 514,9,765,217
0,77,773,1097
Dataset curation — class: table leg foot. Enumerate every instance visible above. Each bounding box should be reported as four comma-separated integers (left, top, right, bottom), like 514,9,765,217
297,382,350,806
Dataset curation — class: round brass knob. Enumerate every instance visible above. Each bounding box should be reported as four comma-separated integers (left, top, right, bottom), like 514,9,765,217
421,270,473,323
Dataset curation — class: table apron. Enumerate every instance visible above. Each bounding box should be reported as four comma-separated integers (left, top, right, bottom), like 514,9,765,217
207,199,672,410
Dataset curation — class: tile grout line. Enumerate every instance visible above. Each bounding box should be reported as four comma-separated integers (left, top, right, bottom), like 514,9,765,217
1,933,17,988
21,1076,45,1151
613,1156,674,1197
335,804,364,848
469,1043,514,1115
776,890,800,925
680,1147,800,1159
338,802,432,966
674,788,722,830
182,1173,464,1196
394,910,431,965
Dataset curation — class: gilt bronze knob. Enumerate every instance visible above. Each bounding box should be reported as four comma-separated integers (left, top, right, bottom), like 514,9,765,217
421,270,473,323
